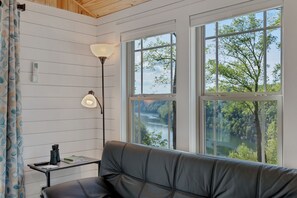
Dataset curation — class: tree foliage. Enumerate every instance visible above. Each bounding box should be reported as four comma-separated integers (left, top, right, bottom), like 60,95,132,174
229,143,257,161
134,114,168,148
206,11,280,163
133,34,177,149
142,131,168,148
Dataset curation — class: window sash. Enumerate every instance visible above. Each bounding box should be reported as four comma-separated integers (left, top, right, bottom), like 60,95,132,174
198,8,283,165
127,32,177,149
201,9,282,95
199,96,283,164
128,97,176,149
130,33,176,96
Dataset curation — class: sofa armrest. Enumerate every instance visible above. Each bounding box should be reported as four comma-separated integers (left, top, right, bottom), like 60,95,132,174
42,176,121,198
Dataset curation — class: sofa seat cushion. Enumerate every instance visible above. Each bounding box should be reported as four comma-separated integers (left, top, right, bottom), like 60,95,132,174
42,177,121,198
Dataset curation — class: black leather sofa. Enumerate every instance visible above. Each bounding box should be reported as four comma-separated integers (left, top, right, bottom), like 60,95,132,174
43,141,297,198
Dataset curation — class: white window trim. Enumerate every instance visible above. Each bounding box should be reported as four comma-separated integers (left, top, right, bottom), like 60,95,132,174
190,0,283,27
120,20,176,43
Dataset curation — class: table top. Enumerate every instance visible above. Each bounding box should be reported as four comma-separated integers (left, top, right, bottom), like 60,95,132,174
28,156,100,173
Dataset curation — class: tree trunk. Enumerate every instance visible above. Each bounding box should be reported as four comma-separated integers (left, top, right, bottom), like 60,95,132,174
172,63,177,149
172,101,176,149
253,102,262,162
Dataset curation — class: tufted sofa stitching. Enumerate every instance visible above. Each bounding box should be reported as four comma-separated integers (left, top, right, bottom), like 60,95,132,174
255,165,263,198
114,142,127,189
138,148,152,198
77,180,88,197
270,172,297,197
117,144,215,198
209,159,217,198
170,153,182,198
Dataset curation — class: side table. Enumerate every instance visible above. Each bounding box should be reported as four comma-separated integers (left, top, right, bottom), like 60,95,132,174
28,156,100,193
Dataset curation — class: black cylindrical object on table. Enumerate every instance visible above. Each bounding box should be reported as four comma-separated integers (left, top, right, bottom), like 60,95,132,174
50,150,57,165
56,148,60,162
53,144,60,162
50,144,60,164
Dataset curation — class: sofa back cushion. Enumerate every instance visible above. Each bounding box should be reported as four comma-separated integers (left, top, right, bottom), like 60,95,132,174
100,141,297,198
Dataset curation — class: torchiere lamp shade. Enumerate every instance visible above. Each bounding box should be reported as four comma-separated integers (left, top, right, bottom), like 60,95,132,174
90,44,114,58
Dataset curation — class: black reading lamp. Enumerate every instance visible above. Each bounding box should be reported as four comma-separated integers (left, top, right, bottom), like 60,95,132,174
81,44,114,148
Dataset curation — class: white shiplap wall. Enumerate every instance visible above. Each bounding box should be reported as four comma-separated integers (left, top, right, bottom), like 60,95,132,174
19,1,116,197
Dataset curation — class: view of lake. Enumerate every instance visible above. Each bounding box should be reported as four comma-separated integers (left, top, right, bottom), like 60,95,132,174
138,112,174,148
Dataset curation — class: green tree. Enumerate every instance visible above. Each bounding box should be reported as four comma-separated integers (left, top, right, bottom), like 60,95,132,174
142,131,168,148
229,143,257,161
134,114,168,148
135,34,177,149
206,12,280,162
265,121,278,164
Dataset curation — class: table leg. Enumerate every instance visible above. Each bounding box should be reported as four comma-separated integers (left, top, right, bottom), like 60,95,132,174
46,172,51,187
98,161,100,176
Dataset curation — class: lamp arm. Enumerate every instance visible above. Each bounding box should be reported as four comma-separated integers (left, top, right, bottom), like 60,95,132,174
95,96,103,114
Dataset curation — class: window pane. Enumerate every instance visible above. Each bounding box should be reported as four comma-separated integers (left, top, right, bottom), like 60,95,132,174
267,28,281,92
134,51,141,94
131,100,176,149
134,39,141,50
132,100,141,143
172,45,177,94
205,23,216,38
218,12,263,35
143,47,172,94
204,100,278,164
267,8,281,27
205,39,216,93
143,34,171,48
264,101,278,165
172,33,176,44
218,31,264,92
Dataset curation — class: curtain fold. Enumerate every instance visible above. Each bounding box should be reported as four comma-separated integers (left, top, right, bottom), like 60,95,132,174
0,0,25,197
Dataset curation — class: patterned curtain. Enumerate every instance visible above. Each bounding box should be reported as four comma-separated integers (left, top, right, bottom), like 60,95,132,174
0,0,25,197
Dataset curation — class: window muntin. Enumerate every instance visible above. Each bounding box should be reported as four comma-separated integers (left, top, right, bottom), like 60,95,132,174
129,33,176,149
133,33,176,95
204,8,282,94
201,8,282,165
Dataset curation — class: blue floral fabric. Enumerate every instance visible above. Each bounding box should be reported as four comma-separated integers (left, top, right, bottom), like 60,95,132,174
0,0,25,197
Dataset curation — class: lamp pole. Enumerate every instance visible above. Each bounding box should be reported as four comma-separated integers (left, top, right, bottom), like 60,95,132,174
89,43,114,148
99,57,107,147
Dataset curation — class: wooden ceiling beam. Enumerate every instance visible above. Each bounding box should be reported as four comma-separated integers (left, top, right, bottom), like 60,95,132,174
83,0,121,11
91,0,149,17
70,0,96,18
26,0,151,18
81,0,104,7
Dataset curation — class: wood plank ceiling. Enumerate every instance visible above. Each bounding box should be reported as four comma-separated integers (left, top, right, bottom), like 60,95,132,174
27,0,151,18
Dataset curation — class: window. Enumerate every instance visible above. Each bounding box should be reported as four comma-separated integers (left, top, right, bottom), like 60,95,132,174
200,8,282,164
128,33,176,149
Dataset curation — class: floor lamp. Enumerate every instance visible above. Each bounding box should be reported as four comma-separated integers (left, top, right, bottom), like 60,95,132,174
81,44,114,147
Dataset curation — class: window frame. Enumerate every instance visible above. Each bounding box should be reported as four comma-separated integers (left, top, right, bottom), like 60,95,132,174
127,32,177,149
197,8,283,165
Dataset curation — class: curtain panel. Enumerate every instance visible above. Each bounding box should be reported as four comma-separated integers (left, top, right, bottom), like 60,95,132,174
0,0,25,197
